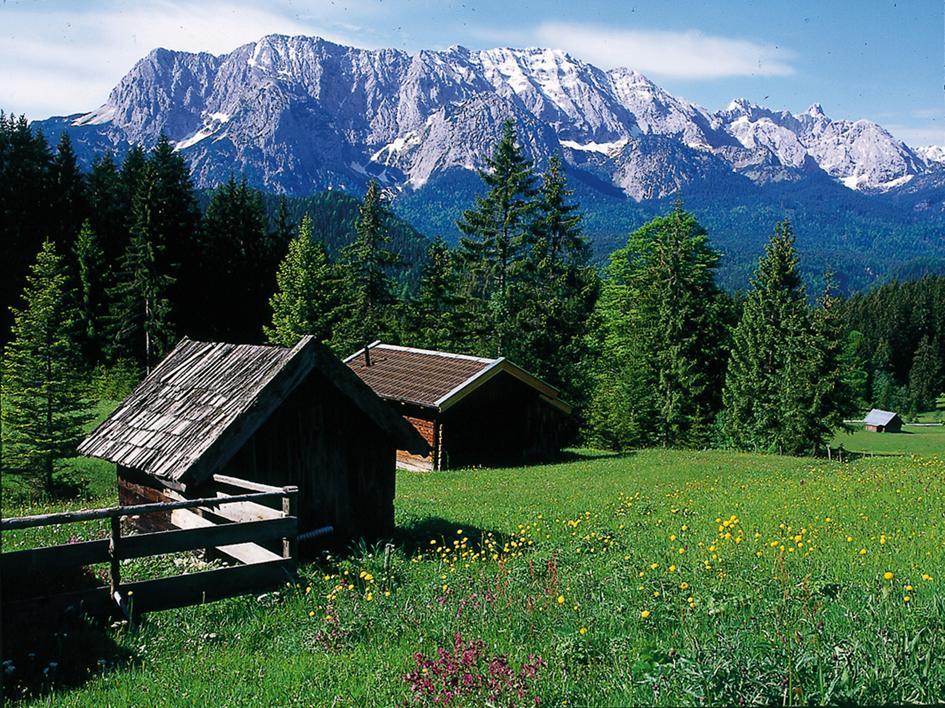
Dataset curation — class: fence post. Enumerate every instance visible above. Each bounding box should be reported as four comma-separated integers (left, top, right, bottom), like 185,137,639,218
109,515,121,595
282,486,298,565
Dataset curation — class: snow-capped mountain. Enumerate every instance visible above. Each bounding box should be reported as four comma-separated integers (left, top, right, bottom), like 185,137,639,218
33,34,944,200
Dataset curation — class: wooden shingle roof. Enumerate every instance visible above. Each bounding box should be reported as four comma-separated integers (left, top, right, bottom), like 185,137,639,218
344,343,572,414
78,336,428,486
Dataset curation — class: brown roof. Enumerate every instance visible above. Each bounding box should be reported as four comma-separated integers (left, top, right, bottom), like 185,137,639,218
344,343,572,414
79,337,428,485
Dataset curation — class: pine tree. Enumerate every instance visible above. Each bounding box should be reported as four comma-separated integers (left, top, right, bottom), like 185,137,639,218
721,224,851,455
409,237,466,351
520,156,598,412
334,181,401,355
104,162,174,371
840,330,870,412
588,204,725,449
49,132,88,253
2,240,90,493
265,215,342,347
909,335,943,412
88,150,129,266
456,119,538,356
198,176,272,341
74,221,106,366
1,113,53,340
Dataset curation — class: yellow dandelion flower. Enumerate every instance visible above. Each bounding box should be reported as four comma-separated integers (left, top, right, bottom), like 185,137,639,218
679,582,689,591
557,595,565,605
579,627,588,635
883,571,894,581
903,595,911,603
640,609,651,619
308,610,315,617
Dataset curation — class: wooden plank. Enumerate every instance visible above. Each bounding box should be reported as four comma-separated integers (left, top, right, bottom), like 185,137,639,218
118,517,296,560
2,584,114,620
118,559,293,613
1,490,289,531
211,474,284,494
1,539,110,577
169,509,283,565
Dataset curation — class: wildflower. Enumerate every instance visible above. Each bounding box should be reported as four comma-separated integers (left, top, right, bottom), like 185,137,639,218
579,627,588,635
305,586,312,594
669,564,677,572
640,610,651,619
557,595,565,605
859,548,867,555
883,571,894,581
308,610,315,617
903,595,911,603
679,582,689,591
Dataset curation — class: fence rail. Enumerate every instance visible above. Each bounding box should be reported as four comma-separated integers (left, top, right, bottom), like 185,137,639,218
1,484,298,620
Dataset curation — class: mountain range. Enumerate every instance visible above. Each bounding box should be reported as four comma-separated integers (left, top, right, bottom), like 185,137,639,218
31,34,945,289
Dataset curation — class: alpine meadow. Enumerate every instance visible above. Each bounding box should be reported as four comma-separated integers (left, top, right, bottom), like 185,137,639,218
2,2,944,706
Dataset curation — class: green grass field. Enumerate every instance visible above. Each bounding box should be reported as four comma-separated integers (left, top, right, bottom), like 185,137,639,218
832,423,945,457
3,446,943,705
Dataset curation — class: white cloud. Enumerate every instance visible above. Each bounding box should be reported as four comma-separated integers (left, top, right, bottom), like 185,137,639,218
532,22,795,79
0,0,373,118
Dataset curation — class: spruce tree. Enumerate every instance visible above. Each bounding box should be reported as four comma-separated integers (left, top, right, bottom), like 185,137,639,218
410,237,466,351
521,155,598,410
198,176,272,341
49,132,88,252
589,204,724,450
104,162,174,371
74,221,106,366
265,215,341,347
840,330,870,412
456,119,538,356
334,180,401,355
88,150,130,265
909,335,943,412
722,220,822,454
2,240,90,494
1,113,53,340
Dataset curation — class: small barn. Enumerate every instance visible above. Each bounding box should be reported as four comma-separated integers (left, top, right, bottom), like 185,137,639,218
78,336,428,544
344,343,571,471
864,409,903,433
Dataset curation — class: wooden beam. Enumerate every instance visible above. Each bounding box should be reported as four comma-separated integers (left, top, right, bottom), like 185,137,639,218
116,517,296,560
1,489,290,531
1,539,110,577
169,509,283,565
118,559,294,614
211,474,285,495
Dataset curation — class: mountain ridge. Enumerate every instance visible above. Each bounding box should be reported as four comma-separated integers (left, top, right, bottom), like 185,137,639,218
31,34,943,200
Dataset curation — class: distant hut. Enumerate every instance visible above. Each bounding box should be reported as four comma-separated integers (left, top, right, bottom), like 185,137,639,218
345,343,571,471
78,336,428,543
864,409,903,433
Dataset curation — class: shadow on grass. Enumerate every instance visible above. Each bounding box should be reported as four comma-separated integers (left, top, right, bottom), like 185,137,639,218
394,517,511,558
1,605,136,703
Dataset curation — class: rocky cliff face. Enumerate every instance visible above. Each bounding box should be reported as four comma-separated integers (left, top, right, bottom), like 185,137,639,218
34,34,944,199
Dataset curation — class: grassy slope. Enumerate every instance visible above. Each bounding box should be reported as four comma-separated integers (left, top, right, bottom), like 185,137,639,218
5,448,943,705
832,423,945,457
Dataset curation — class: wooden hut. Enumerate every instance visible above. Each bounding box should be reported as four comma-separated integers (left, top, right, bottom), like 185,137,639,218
78,336,428,545
864,409,903,433
344,343,571,471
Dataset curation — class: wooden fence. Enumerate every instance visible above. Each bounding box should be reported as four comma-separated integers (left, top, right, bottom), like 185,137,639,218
1,482,298,620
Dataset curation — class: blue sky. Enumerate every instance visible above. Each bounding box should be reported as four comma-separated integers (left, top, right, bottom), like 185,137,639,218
1,0,941,145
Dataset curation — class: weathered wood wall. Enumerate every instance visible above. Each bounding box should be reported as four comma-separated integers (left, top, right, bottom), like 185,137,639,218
220,368,397,542
439,372,566,469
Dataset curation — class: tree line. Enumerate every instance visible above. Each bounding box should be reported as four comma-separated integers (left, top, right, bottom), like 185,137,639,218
2,115,942,495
